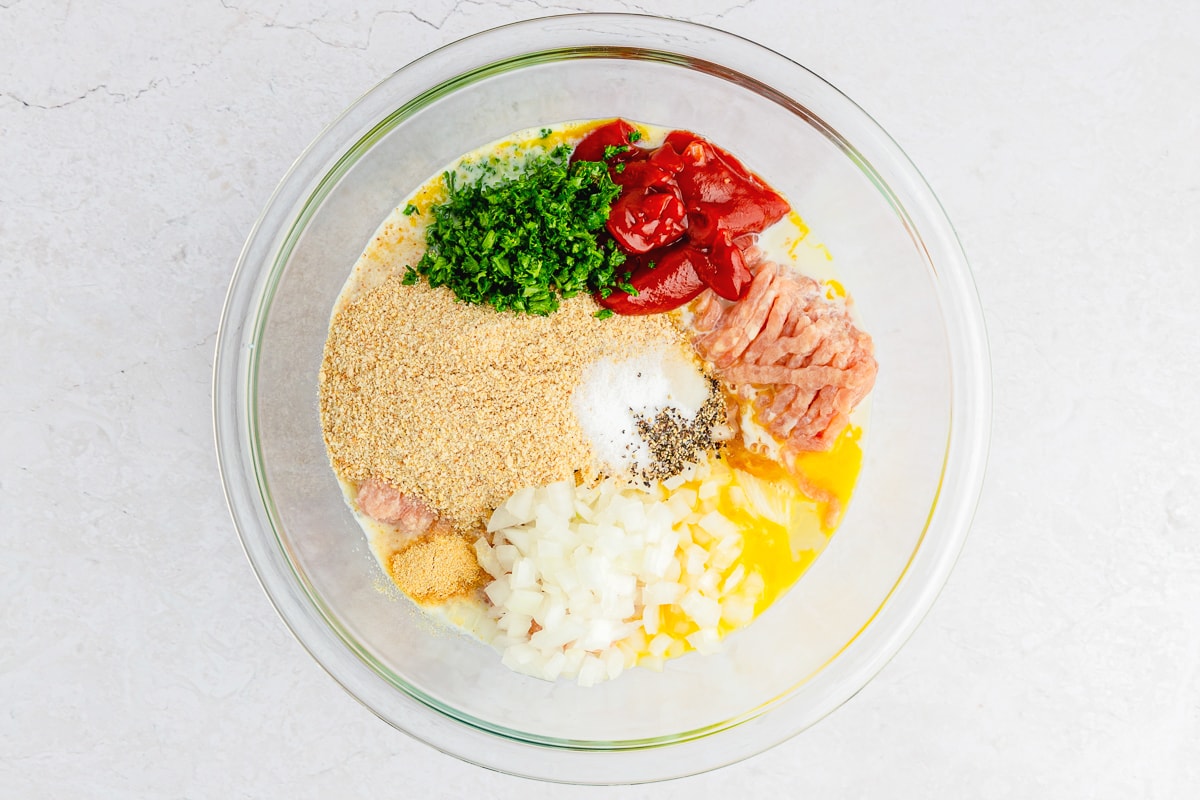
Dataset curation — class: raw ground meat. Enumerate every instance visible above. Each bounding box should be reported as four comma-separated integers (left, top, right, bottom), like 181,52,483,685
690,260,876,453
356,478,438,534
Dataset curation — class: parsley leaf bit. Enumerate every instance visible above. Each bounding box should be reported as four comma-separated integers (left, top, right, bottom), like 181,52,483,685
603,144,631,160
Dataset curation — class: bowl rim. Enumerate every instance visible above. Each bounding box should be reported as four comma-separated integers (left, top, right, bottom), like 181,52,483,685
213,11,991,784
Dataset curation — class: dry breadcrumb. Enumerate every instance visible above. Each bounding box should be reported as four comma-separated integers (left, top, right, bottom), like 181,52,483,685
319,277,684,530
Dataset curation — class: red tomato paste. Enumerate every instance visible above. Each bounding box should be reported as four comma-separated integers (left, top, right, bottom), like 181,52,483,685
572,119,789,315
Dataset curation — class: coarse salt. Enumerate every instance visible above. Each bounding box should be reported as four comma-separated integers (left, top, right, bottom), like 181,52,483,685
571,345,710,476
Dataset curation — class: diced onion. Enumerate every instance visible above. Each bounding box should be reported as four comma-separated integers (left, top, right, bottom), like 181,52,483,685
472,455,774,686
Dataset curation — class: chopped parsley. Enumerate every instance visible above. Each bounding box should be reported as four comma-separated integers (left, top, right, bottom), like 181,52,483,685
403,203,418,215
628,130,642,143
616,271,638,296
539,127,552,138
592,308,614,319
603,144,630,160
404,146,628,315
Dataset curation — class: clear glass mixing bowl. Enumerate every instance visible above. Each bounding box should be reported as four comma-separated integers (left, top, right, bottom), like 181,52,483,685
214,13,990,784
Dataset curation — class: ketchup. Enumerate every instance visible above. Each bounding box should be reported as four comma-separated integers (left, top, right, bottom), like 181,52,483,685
606,189,687,254
576,120,789,315
597,245,708,316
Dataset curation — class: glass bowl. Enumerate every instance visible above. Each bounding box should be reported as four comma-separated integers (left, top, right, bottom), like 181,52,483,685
214,13,990,784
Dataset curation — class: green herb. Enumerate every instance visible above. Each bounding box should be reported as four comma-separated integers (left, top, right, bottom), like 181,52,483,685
407,149,628,315
539,127,552,138
603,144,630,160
614,162,626,174
403,203,418,215
616,270,637,296
592,308,614,319
628,130,643,143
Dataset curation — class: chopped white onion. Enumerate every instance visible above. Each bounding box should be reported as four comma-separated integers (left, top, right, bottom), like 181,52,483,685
472,459,769,686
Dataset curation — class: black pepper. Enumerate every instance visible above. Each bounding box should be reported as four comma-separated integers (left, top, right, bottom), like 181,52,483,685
630,378,727,482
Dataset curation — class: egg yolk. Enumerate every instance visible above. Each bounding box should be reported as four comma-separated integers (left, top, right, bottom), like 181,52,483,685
727,425,863,605
636,425,863,662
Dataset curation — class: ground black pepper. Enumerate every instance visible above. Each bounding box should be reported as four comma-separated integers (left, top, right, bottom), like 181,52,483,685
631,378,726,481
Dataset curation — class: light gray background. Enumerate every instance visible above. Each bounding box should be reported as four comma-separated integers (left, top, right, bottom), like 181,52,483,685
3,1,1197,796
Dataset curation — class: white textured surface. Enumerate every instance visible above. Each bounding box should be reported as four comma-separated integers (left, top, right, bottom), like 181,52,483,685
3,0,1198,796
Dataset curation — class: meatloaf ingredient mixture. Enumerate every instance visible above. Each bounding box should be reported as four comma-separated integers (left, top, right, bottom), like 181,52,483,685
319,118,877,684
